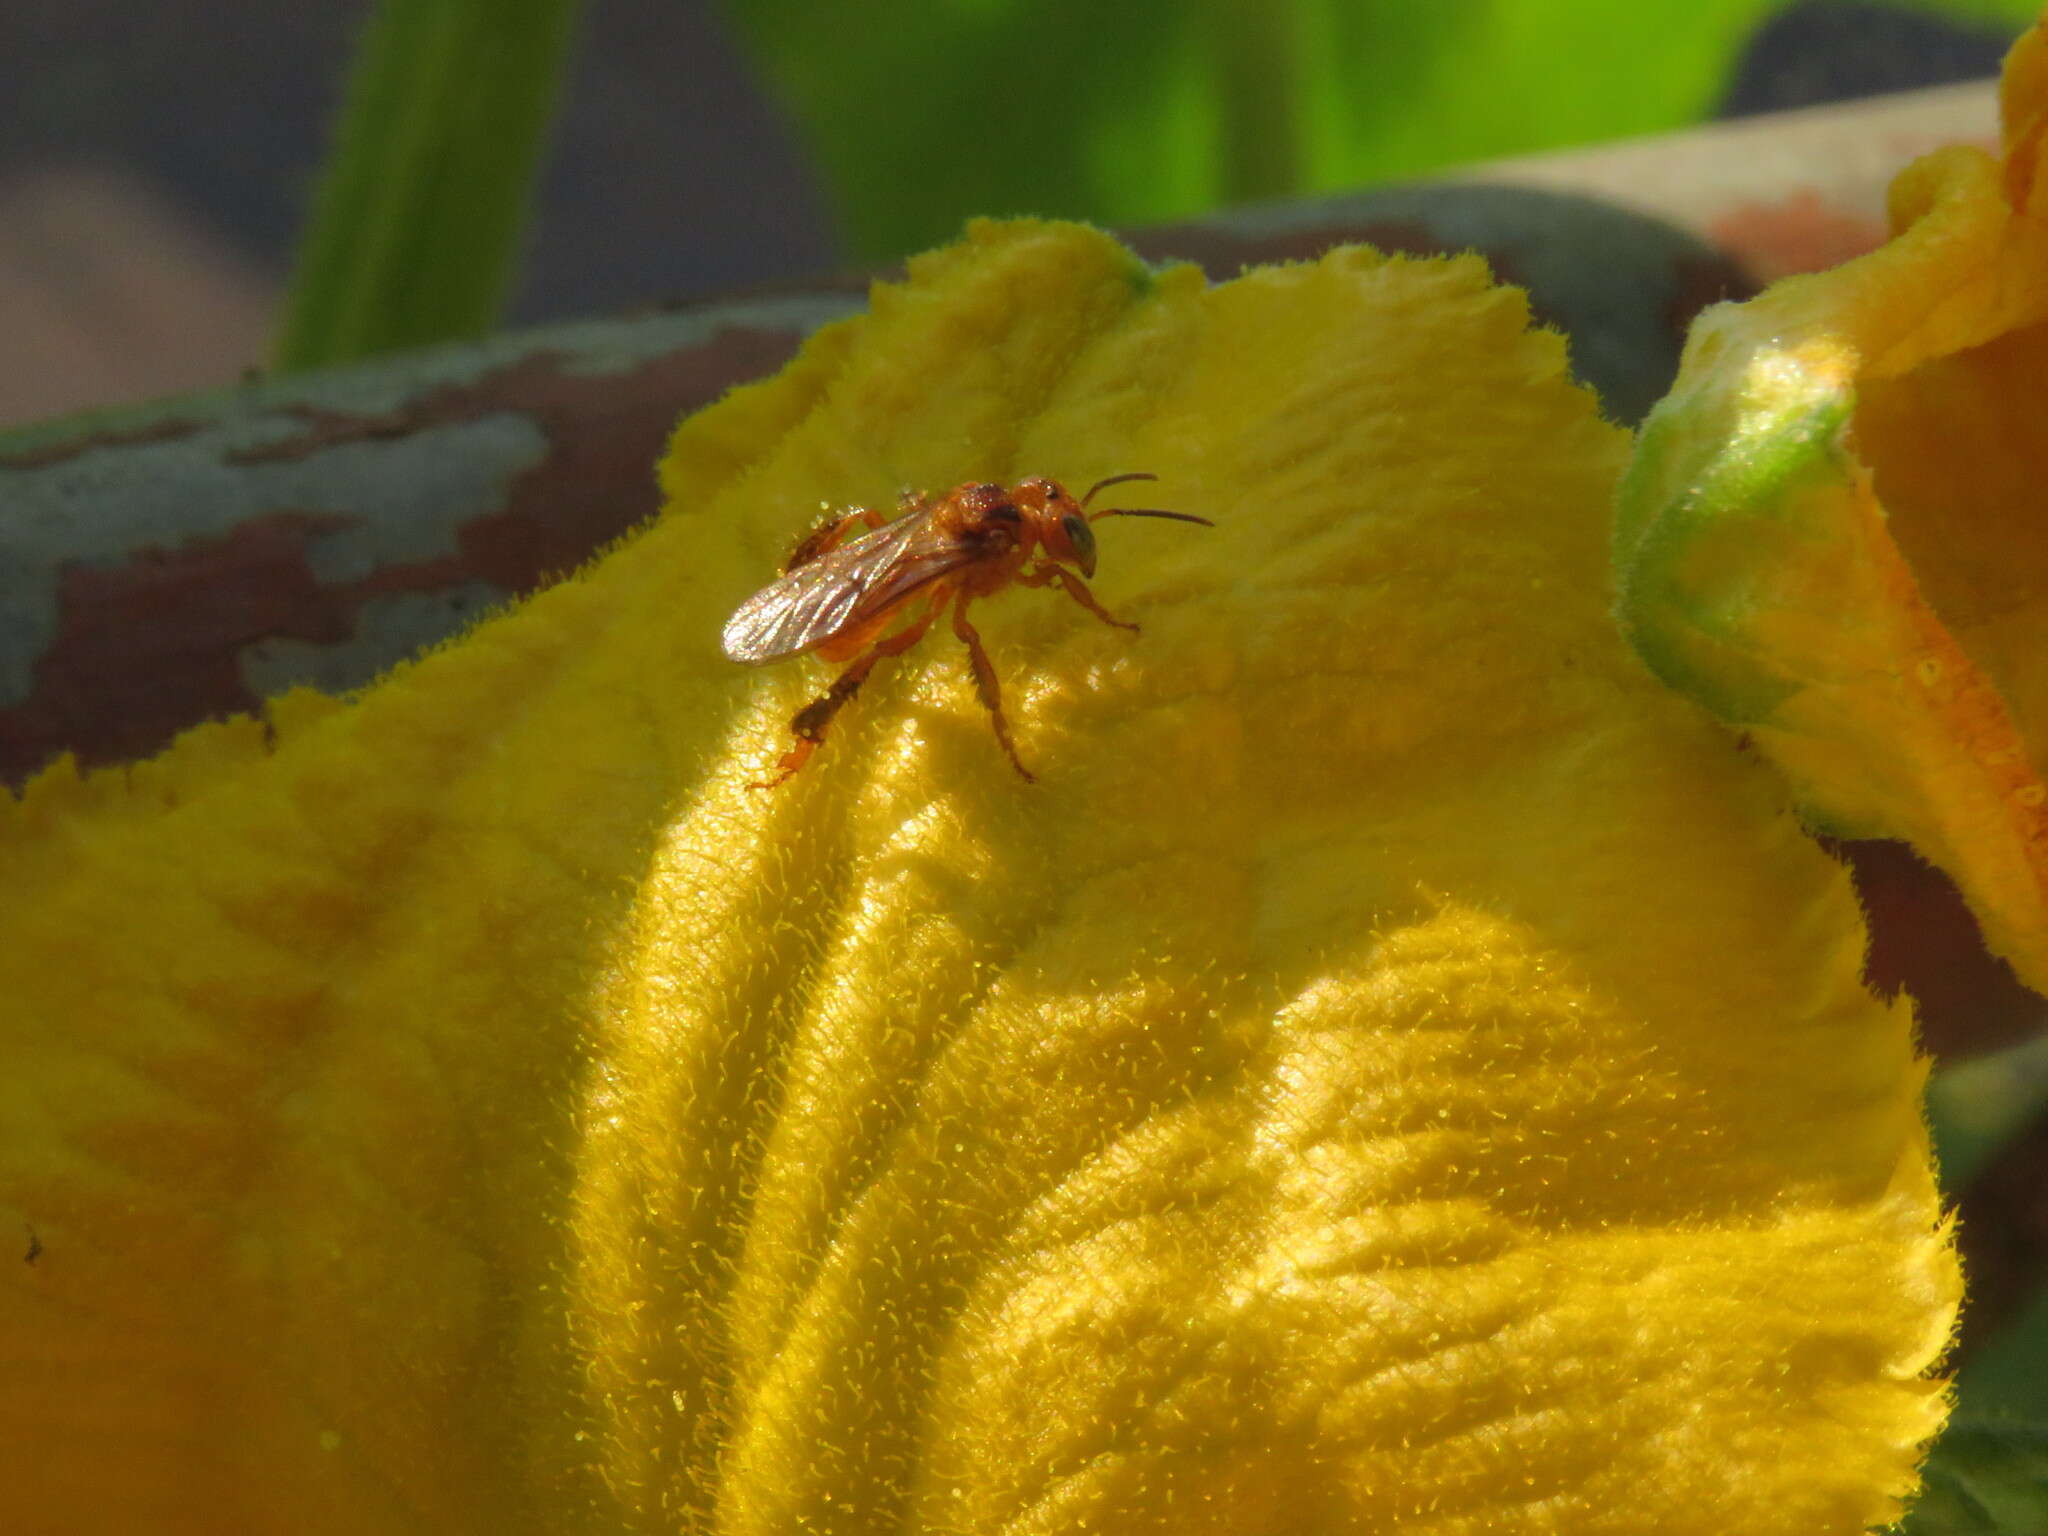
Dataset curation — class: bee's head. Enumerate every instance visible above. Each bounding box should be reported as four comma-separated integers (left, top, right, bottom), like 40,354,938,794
1016,477,1098,577
1011,473,1211,580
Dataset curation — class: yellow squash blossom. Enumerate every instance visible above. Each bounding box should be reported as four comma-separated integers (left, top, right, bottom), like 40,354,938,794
2,219,1954,1531
1617,13,2048,1003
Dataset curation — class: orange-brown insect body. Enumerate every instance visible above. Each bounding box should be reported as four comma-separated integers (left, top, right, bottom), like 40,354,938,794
723,473,1208,787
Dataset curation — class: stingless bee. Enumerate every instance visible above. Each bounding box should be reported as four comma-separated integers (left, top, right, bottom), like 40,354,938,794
722,473,1210,786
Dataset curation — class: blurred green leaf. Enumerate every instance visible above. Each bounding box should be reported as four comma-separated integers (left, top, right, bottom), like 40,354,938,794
1959,1292,2048,1427
273,0,2039,364
718,0,1781,260
1904,1420,2048,1534
1928,1032,2048,1190
276,0,583,370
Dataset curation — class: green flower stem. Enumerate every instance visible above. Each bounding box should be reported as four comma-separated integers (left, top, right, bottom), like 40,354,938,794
275,0,585,370
1206,0,1304,204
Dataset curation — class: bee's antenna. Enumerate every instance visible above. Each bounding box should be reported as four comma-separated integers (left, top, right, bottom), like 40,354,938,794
1090,507,1214,527
1081,471,1158,508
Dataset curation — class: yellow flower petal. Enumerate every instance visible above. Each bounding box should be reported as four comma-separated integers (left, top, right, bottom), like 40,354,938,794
2,220,1954,1531
1616,14,2048,997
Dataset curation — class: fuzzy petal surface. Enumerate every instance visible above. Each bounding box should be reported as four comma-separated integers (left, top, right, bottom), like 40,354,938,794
1,221,1954,1533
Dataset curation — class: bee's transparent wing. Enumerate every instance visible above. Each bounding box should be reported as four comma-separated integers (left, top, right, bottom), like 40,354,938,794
721,513,969,663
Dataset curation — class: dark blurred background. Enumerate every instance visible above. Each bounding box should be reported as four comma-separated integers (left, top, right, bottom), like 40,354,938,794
0,0,2020,427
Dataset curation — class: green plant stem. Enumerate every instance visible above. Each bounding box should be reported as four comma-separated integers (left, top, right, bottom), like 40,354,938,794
275,0,585,370
1208,0,1303,204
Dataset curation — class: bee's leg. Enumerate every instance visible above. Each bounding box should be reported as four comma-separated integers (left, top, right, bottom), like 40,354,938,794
750,603,941,789
951,594,1035,783
1017,562,1139,633
783,506,892,572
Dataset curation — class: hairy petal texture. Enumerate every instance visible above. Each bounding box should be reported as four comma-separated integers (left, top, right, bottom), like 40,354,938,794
1,220,1954,1533
1616,14,2048,998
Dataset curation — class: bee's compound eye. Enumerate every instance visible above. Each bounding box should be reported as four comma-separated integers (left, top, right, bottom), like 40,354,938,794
1062,513,1096,565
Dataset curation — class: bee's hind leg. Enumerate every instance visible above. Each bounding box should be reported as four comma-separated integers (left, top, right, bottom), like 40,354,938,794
750,602,942,789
